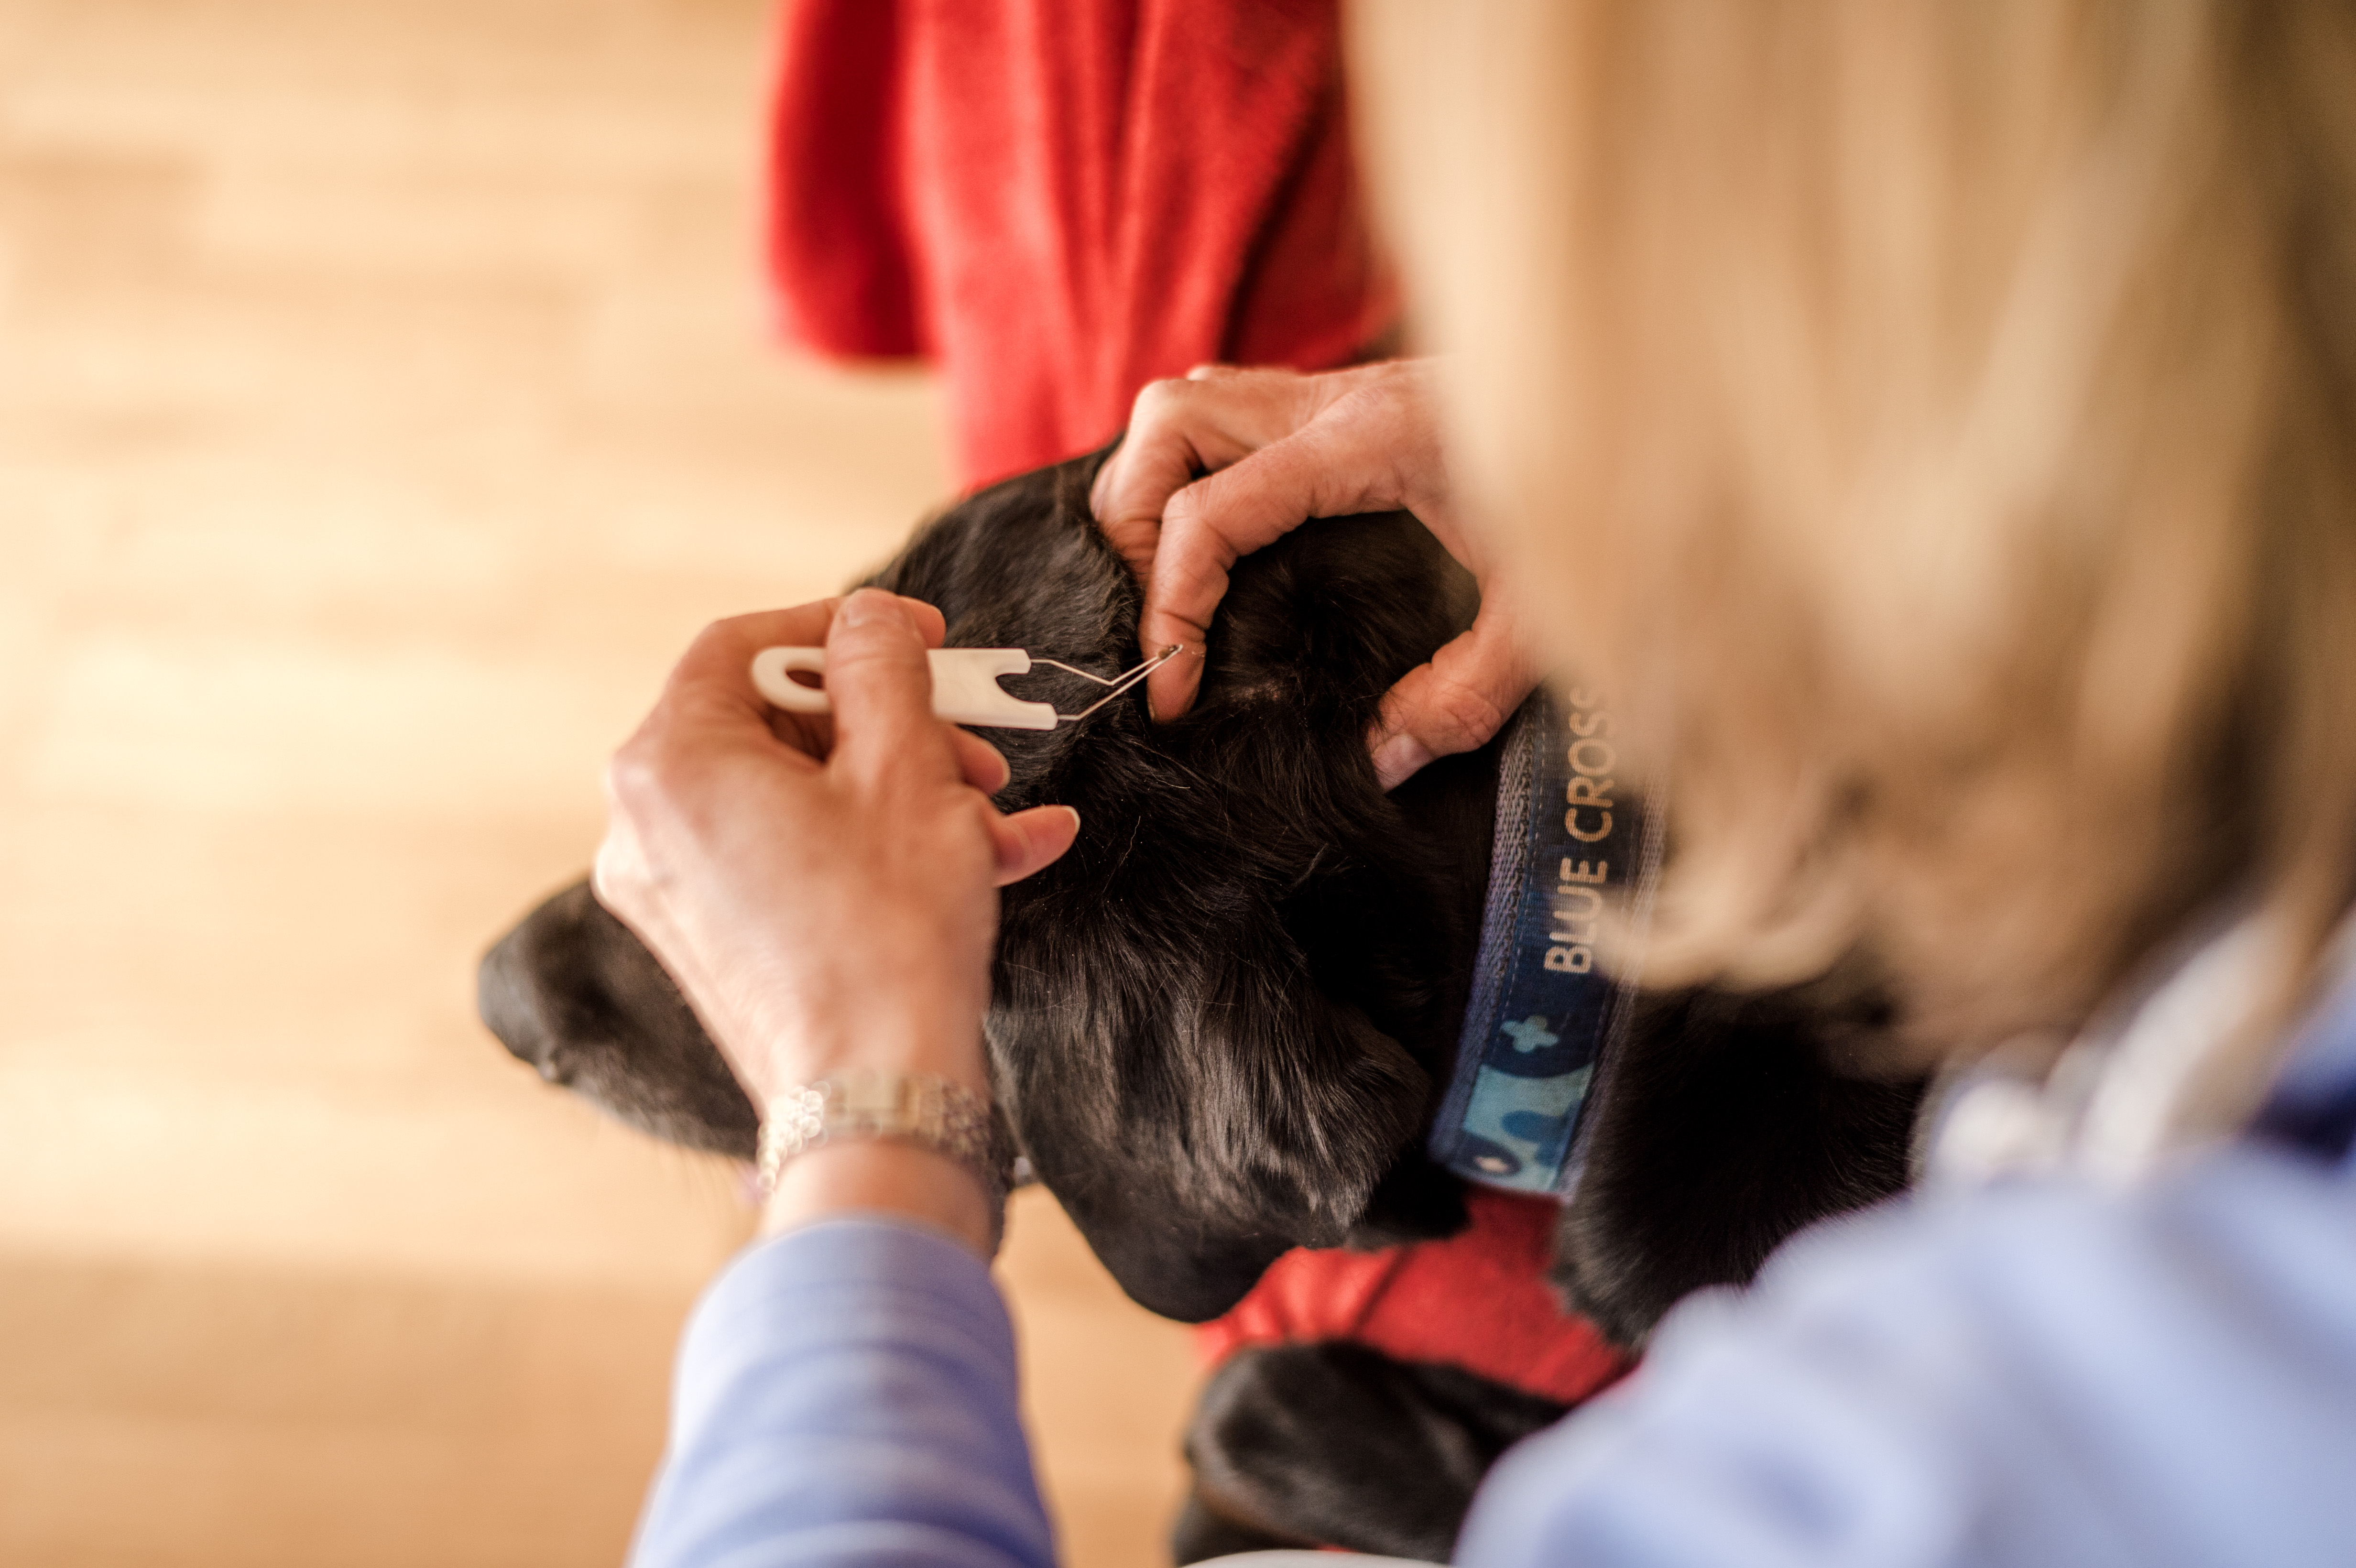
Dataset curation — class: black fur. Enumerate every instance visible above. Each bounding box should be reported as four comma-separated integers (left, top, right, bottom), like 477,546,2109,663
1551,982,1921,1345
1174,1341,1569,1563
881,461,1506,1319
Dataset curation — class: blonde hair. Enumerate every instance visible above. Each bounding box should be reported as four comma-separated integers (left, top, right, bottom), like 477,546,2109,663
1353,1,2356,1103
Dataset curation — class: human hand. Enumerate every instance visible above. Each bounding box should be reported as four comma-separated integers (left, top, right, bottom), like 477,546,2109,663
1091,360,1538,788
592,590,1080,1244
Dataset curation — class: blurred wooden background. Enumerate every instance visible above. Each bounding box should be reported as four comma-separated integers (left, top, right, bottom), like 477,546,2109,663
0,1,1199,1563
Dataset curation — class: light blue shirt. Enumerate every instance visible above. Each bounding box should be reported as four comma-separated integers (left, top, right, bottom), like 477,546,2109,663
630,993,2356,1567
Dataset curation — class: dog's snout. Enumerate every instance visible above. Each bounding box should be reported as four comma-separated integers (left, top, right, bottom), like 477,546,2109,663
478,928,559,1074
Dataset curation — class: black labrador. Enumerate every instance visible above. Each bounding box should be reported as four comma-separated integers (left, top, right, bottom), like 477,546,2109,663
479,450,1920,1560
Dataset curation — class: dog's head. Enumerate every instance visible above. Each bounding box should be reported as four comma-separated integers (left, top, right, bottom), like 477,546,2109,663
481,453,1491,1319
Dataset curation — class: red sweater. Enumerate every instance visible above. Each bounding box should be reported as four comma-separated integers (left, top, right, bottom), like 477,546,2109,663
765,0,1397,489
1196,1187,1631,1407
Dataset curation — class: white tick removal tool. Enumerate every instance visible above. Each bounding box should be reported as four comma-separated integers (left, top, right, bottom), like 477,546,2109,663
750,643,1186,731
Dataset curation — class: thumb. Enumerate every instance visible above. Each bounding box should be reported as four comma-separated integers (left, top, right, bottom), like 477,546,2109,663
990,804,1082,886
824,588,954,782
1366,606,1540,790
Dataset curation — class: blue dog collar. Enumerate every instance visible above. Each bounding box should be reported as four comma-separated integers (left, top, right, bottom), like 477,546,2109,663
1428,688,1661,1198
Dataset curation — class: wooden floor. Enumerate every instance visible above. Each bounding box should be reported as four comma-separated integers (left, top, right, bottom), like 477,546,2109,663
0,3,1200,1563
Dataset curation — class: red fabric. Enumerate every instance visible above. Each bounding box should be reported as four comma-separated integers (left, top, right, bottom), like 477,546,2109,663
1196,1188,1634,1408
766,0,1398,489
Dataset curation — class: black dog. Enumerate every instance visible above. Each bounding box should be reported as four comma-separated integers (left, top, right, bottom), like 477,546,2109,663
480,451,1920,1559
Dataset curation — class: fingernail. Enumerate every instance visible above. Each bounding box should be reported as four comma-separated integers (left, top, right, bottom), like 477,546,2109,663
837,590,890,627
1369,734,1431,791
1146,659,1186,724
1056,805,1081,834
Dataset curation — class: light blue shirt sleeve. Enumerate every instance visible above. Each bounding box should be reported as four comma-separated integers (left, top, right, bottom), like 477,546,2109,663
1462,1139,2356,1568
629,1217,1055,1568
630,1098,2356,1568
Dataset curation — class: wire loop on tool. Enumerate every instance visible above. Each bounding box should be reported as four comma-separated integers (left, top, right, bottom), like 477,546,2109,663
1033,644,1185,724
749,642,1187,730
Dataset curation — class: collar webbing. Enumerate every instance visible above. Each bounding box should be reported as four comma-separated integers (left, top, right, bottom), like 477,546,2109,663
1428,688,1661,1198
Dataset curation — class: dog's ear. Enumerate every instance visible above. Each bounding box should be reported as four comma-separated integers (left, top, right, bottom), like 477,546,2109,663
1549,983,1923,1346
992,925,1431,1322
478,879,757,1158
